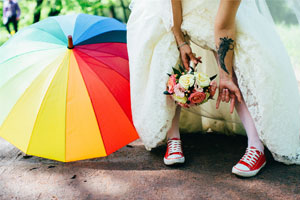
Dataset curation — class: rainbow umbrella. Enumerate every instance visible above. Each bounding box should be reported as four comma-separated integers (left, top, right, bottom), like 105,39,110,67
0,14,138,162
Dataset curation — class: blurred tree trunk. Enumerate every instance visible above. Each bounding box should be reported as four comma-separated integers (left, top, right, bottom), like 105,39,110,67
109,3,116,18
120,0,128,22
33,0,44,23
97,7,104,16
48,0,62,16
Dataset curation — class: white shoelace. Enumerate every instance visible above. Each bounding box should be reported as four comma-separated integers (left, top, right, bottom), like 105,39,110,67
240,148,261,167
167,139,182,154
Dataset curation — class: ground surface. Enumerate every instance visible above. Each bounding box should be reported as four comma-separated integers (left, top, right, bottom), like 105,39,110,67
0,133,300,200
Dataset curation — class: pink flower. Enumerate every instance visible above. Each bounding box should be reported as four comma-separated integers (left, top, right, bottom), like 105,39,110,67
194,83,204,92
209,81,217,98
167,75,176,93
188,92,206,104
174,83,186,98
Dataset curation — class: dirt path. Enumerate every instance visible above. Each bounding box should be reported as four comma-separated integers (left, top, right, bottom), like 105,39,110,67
0,133,299,200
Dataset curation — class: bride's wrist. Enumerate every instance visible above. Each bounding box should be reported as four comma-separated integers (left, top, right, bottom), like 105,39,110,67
172,27,185,45
219,70,233,80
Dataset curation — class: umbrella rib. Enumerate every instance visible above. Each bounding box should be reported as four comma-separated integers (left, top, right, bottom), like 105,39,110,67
74,18,124,44
74,58,109,154
64,55,71,162
0,24,33,47
74,49,129,81
75,53,133,124
0,49,65,90
75,30,126,46
76,46,128,61
29,27,67,45
0,47,65,66
72,15,103,43
53,15,79,40
65,52,108,161
25,53,69,155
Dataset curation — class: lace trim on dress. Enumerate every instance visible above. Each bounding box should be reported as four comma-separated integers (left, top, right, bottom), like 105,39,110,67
234,29,300,165
134,32,179,151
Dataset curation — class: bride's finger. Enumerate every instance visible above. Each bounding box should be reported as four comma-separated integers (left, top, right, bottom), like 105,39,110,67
197,56,202,63
188,52,198,65
216,89,222,109
225,89,230,103
222,89,226,102
230,96,235,114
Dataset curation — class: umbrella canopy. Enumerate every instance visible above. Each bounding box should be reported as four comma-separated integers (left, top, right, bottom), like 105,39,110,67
0,14,139,162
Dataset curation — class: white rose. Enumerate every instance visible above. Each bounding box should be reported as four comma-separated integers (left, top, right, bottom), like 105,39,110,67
179,74,195,90
195,72,210,88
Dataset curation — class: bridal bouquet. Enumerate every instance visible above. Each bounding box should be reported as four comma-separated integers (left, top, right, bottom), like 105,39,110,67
164,64,217,108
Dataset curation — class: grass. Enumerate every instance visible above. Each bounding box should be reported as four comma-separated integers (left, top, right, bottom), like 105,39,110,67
0,28,11,45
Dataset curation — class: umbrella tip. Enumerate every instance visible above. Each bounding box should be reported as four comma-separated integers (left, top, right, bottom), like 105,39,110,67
68,35,74,49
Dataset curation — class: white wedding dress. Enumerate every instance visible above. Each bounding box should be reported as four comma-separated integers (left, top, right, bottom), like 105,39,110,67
127,0,300,164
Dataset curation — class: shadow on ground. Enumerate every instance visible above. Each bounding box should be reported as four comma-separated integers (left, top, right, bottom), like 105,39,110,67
0,133,299,200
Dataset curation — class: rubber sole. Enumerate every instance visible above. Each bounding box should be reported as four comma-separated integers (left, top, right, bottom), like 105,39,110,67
164,157,185,166
232,162,266,177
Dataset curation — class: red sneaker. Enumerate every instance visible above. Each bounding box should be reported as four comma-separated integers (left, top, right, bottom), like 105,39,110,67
164,138,185,165
232,146,266,177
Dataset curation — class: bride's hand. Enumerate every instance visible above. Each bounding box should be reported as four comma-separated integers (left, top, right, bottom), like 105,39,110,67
178,43,201,71
216,74,242,114
172,27,200,70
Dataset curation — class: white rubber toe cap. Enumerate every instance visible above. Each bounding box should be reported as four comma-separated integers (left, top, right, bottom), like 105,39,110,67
164,156,185,166
234,163,250,171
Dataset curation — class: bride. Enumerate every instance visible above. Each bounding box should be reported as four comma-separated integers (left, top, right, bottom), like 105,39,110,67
127,0,300,177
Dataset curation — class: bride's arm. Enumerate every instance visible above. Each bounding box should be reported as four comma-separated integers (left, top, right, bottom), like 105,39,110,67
171,0,200,70
215,0,240,78
215,0,242,113
171,0,185,45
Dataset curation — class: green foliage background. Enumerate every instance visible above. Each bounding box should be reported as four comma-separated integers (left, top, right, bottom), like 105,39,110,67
0,0,131,45
0,0,299,69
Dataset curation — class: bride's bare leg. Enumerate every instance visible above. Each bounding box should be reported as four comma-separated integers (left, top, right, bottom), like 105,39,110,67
235,99,264,152
167,106,181,139
233,98,266,177
213,51,264,152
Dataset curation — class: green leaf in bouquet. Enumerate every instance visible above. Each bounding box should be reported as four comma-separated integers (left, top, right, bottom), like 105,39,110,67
172,67,181,76
202,86,209,92
210,74,217,81
167,73,172,77
190,66,195,73
202,99,208,104
178,64,185,73
205,92,210,101
164,91,172,95
189,86,195,92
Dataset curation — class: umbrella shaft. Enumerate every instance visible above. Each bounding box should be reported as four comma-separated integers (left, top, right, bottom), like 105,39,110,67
68,35,74,49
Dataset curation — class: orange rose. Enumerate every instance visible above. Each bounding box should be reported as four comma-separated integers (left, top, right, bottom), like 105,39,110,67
188,92,206,104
